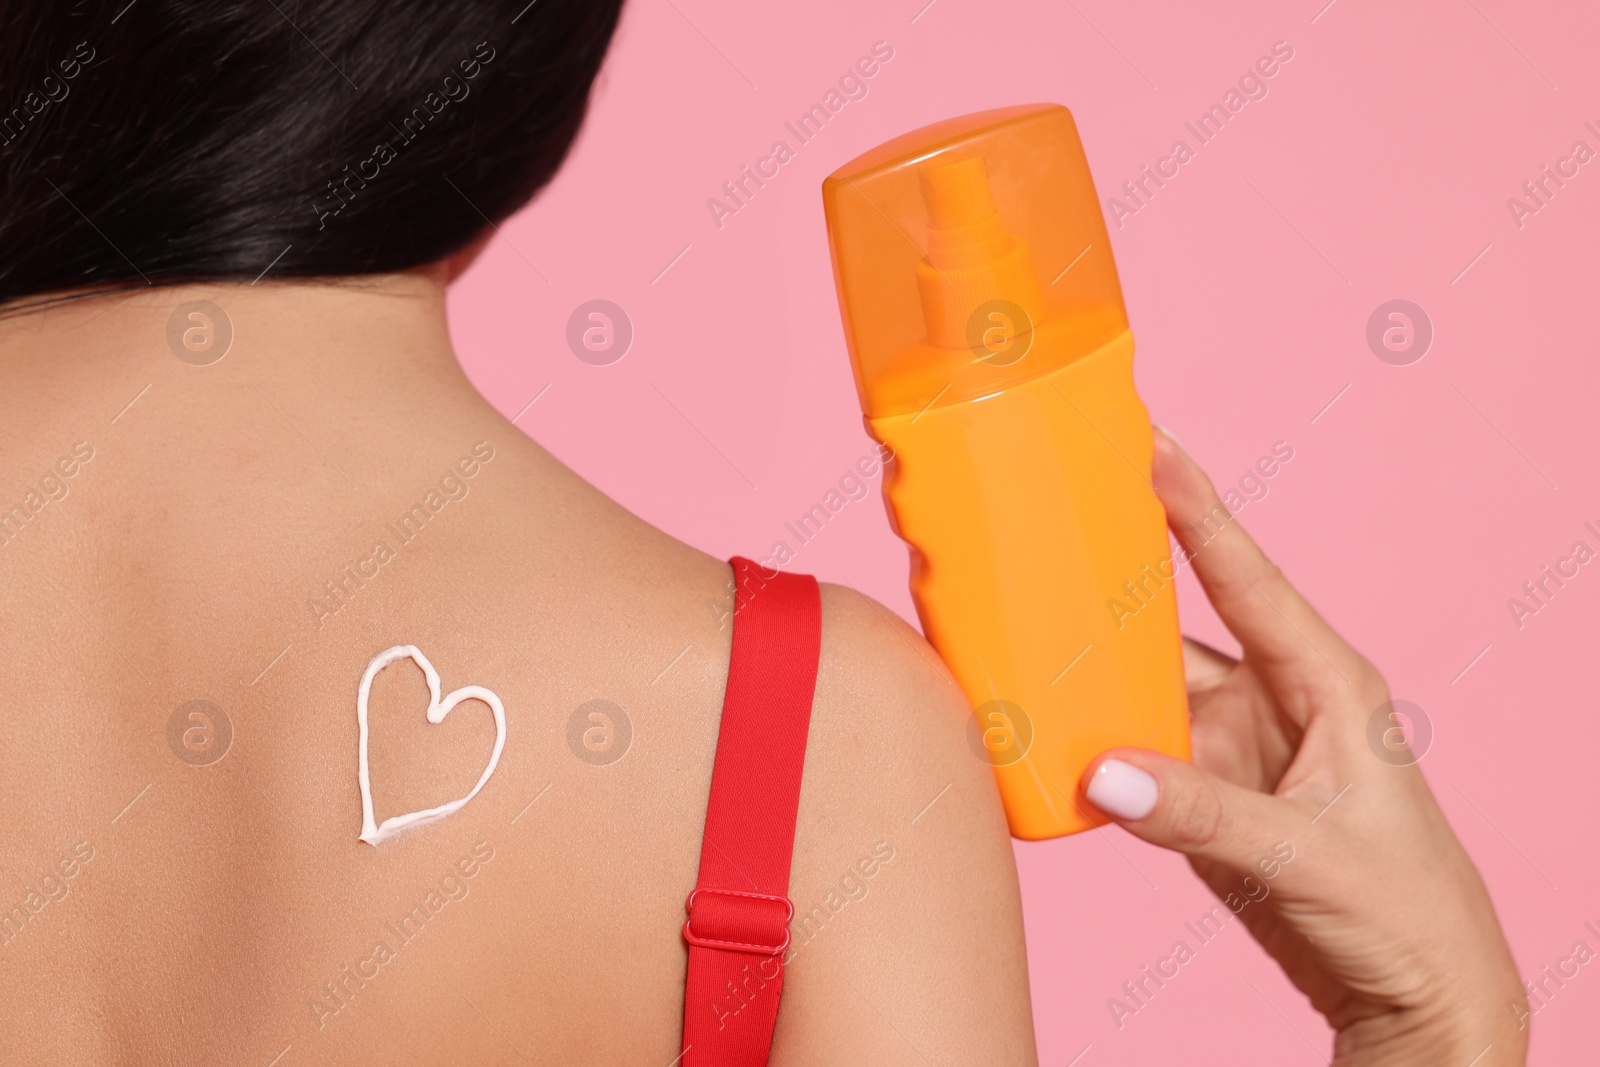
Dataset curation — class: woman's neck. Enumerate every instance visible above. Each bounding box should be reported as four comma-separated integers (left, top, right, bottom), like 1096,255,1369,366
0,272,474,449
0,271,514,596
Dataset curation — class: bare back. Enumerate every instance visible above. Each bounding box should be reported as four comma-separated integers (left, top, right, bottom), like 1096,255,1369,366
0,280,1036,1065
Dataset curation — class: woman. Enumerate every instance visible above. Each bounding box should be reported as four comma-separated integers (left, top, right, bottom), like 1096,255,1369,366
0,2,1526,1063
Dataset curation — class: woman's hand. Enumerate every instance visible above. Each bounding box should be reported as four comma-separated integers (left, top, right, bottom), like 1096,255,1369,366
1082,427,1528,1066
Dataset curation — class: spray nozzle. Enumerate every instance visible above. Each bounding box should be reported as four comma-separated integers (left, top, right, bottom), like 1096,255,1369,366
920,157,1012,268
822,104,1131,418
914,156,1045,350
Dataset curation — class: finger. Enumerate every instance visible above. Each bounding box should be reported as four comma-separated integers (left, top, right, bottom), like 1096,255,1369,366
1082,748,1295,872
1182,636,1235,693
1152,428,1363,686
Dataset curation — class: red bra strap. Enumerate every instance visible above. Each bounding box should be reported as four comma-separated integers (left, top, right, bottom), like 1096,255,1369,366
681,557,822,1066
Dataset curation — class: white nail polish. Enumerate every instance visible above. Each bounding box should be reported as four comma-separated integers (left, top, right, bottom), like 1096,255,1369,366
1154,424,1186,452
1087,759,1159,820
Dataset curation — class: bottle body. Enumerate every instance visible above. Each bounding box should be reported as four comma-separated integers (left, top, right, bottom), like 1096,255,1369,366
822,103,1191,838
867,327,1190,839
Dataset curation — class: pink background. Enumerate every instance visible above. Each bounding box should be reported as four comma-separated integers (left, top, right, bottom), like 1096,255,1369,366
448,0,1599,1060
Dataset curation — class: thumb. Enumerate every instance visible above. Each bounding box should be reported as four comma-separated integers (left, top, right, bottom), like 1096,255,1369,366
1082,750,1291,871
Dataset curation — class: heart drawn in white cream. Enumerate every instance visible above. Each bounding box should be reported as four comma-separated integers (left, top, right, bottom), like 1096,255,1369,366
357,645,507,846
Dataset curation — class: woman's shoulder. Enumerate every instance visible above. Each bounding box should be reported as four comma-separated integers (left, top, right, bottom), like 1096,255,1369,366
769,581,1038,1064
374,427,1040,1062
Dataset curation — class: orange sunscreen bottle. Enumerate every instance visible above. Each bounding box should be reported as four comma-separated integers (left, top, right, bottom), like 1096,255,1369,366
822,104,1190,839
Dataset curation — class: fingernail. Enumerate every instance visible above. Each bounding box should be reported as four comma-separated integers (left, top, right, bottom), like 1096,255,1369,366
1087,759,1160,820
1154,424,1187,452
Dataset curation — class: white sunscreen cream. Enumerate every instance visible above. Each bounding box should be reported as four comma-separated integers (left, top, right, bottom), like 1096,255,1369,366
357,645,507,846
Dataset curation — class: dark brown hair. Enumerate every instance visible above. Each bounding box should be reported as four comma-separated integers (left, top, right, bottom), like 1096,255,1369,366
0,0,625,305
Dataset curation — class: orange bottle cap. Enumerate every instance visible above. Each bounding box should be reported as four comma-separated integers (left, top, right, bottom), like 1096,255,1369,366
823,104,1128,419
